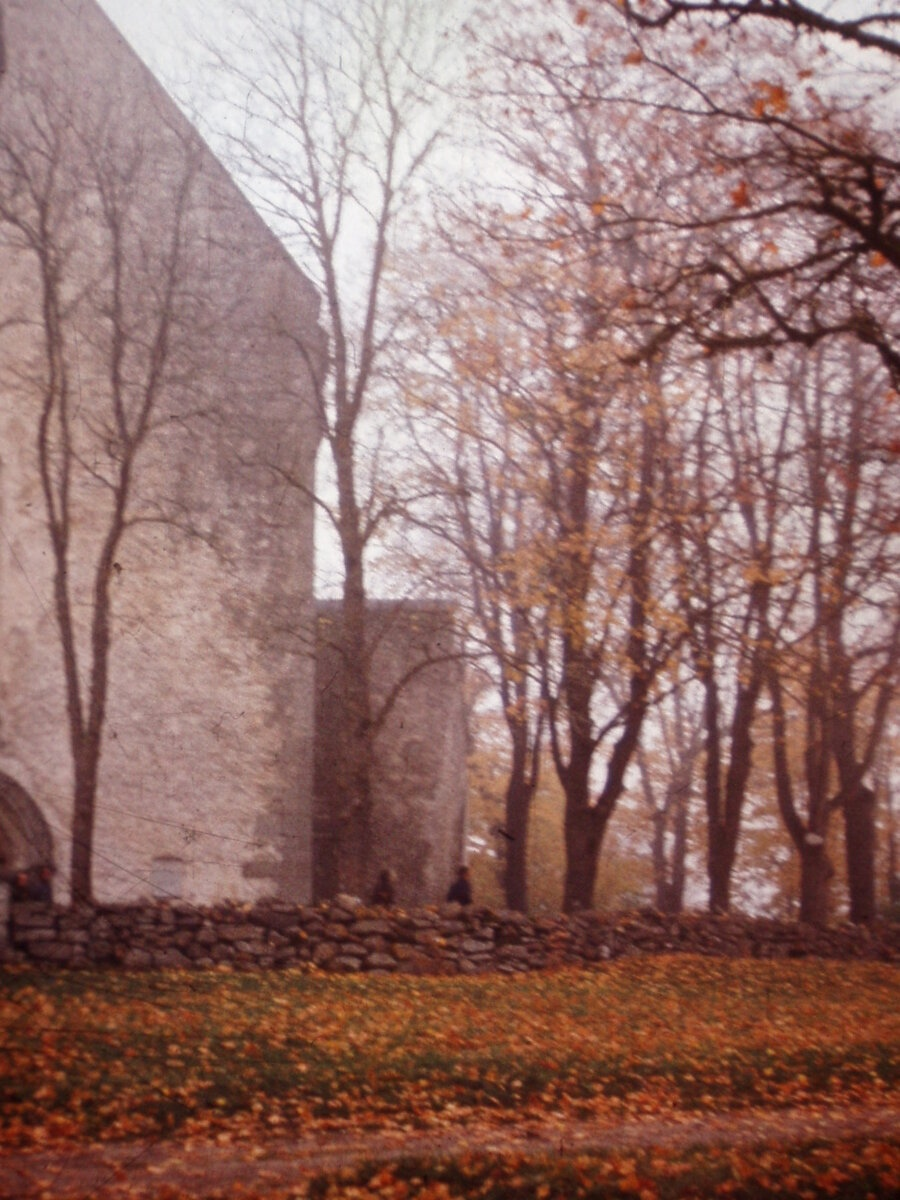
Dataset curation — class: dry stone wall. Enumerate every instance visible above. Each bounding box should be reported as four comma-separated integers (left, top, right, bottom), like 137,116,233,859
5,898,899,972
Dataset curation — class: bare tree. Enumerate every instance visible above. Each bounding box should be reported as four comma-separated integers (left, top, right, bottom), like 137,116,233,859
198,0,459,895
402,250,550,912
660,352,797,914
615,0,900,61
635,663,703,914
767,342,900,923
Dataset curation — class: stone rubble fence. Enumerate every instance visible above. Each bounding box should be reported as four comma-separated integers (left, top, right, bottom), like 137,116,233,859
3,895,899,972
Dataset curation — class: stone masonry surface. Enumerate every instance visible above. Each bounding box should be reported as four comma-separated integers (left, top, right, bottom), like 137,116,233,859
4,898,899,972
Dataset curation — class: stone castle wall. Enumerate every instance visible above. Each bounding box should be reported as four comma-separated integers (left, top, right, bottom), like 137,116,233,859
0,0,325,905
314,604,467,907
0,3,468,913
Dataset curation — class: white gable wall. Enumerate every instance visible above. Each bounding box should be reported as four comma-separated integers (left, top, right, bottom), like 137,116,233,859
0,0,325,904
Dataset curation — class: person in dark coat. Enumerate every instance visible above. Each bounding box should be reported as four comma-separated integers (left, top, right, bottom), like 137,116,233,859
370,869,395,907
446,865,472,906
31,865,54,903
10,870,31,904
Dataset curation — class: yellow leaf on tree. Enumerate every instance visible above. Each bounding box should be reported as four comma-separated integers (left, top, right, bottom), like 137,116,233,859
752,81,790,116
731,180,750,208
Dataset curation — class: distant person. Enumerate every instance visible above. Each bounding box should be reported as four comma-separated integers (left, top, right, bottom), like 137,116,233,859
10,870,31,904
31,865,54,903
370,869,395,907
446,865,472,906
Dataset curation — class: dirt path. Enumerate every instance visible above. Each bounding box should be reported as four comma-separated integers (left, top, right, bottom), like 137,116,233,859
2,1104,898,1198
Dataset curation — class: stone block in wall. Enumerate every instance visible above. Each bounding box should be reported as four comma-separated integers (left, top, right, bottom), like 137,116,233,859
413,929,445,948
338,941,367,958
233,940,266,957
323,922,351,941
218,923,260,943
332,955,363,972
254,909,302,933
153,948,191,969
16,926,57,943
439,920,466,935
458,958,483,974
351,919,394,937
172,911,204,930
90,916,115,941
11,906,56,929
57,929,89,945
312,942,337,967
367,952,397,971
498,909,530,927
498,944,530,962
27,941,73,961
122,948,154,968
460,939,493,956
408,913,440,928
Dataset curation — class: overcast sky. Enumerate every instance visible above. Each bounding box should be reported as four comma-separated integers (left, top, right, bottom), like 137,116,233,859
98,0,221,94
99,0,185,63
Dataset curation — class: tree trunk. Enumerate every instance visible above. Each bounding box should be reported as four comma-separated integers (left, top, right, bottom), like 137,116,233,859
562,802,603,913
502,761,533,913
670,792,688,913
650,809,670,912
69,763,97,904
335,502,374,897
705,673,762,914
707,822,733,915
68,716,104,904
649,747,692,915
844,783,876,924
798,840,832,926
888,780,900,906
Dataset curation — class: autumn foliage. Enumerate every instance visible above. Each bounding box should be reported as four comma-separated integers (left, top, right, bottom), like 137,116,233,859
1,959,897,1195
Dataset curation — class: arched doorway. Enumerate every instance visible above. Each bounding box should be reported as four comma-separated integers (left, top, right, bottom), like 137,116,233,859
0,771,54,878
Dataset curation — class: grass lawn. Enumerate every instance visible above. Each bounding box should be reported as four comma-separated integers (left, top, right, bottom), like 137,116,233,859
1,956,898,1196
